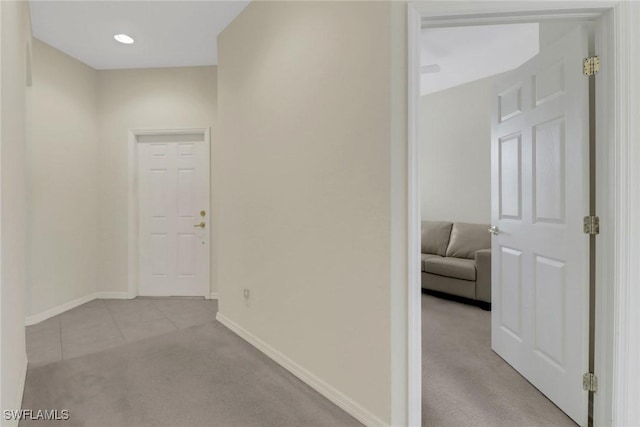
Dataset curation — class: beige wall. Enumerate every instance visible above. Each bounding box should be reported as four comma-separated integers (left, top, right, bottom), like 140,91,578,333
539,22,585,49
216,2,396,423
28,39,99,316
21,2,411,423
1,0,32,419
96,66,217,295
420,76,493,224
25,59,217,313
24,46,217,314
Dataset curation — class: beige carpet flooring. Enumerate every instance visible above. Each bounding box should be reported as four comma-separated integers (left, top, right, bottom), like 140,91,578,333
21,315,360,427
26,298,219,366
422,293,578,427
21,294,580,427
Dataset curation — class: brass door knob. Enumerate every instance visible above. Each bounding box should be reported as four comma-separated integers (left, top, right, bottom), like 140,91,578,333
194,222,206,228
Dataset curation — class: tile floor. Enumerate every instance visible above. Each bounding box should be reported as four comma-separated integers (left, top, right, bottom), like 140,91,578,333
26,298,218,366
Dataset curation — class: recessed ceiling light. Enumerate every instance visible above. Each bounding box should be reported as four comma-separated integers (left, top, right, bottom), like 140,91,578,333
114,34,134,45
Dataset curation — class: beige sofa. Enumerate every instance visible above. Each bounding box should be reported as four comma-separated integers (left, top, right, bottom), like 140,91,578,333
421,221,491,309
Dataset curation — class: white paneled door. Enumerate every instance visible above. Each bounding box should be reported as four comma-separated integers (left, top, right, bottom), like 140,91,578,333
491,27,590,425
137,133,210,297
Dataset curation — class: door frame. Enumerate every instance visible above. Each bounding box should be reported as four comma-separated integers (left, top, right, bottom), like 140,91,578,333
406,2,640,426
127,127,211,299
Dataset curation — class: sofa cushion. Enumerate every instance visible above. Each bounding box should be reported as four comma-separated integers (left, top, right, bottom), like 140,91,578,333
424,257,476,281
421,221,453,256
421,253,441,272
446,222,491,259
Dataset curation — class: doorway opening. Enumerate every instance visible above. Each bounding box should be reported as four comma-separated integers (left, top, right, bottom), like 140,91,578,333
419,20,593,426
405,3,632,427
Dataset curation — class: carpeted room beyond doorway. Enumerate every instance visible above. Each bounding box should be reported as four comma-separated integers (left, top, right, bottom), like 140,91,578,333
421,293,577,427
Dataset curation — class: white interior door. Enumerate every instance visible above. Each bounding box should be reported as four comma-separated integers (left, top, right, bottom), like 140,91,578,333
491,26,590,425
137,132,210,297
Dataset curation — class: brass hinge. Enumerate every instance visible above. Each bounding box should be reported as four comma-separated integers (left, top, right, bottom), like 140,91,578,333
583,372,598,392
583,56,600,76
583,216,600,235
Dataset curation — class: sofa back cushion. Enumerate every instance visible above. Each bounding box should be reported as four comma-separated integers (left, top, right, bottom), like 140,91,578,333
446,222,491,259
421,221,453,256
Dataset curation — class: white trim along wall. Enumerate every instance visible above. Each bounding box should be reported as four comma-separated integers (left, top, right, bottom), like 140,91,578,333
407,2,640,426
25,292,129,326
609,3,640,425
406,6,422,427
216,313,386,426
25,291,219,326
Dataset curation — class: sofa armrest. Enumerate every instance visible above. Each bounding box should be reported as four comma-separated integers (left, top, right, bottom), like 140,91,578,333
475,249,492,303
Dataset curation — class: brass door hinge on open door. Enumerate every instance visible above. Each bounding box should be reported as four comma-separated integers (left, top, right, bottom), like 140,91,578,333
583,372,598,392
583,216,600,235
583,56,600,76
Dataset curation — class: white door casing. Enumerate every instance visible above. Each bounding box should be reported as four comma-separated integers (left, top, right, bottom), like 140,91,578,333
136,131,210,297
491,27,590,425
411,4,639,427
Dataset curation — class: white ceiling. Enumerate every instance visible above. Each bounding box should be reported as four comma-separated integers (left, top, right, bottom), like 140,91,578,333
30,1,250,70
421,23,540,95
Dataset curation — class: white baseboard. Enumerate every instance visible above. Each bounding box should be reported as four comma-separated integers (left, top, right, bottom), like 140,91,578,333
25,293,97,326
209,292,218,300
216,313,387,427
25,292,134,326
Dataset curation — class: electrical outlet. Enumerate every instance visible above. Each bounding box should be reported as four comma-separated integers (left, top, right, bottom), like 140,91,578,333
243,289,250,299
